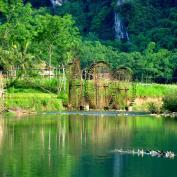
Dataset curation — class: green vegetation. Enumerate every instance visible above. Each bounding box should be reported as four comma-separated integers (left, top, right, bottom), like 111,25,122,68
55,0,177,50
135,83,177,97
0,1,80,71
6,88,63,112
5,77,177,112
0,0,176,81
7,78,61,93
163,91,177,113
147,102,161,114
0,0,177,113
5,78,66,112
79,41,177,80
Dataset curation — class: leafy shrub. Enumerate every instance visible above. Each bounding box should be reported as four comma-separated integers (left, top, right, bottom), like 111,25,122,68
163,91,177,112
58,92,68,105
148,102,161,114
41,99,47,107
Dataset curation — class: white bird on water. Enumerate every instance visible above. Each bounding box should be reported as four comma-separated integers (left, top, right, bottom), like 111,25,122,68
112,149,175,159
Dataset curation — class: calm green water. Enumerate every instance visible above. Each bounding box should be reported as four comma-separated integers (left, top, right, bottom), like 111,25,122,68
0,113,177,177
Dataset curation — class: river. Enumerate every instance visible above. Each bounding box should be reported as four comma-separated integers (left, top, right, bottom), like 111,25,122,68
0,113,177,177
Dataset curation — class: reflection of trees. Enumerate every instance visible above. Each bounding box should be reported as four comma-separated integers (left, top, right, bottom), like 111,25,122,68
65,115,133,151
164,119,177,135
0,115,177,177
0,114,134,177
0,119,5,150
114,154,124,177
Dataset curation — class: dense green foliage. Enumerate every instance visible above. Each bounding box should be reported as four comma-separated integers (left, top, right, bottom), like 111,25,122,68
163,91,177,112
0,1,80,70
79,41,177,79
55,0,177,50
0,0,177,81
6,91,63,112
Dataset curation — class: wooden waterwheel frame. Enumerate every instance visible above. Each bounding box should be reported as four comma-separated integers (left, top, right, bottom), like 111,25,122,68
87,61,112,109
67,59,83,109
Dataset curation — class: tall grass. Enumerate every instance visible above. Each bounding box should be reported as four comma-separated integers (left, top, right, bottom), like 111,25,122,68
7,77,63,93
135,83,177,97
5,91,63,112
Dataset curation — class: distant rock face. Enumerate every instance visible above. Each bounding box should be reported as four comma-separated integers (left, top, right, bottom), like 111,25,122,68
114,0,129,40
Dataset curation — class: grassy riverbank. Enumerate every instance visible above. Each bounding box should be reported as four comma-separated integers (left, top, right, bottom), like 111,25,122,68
135,83,177,97
133,83,177,112
5,88,63,113
4,80,177,114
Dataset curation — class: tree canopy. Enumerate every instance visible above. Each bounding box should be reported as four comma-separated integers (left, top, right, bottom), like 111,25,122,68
0,0,177,82
0,1,80,70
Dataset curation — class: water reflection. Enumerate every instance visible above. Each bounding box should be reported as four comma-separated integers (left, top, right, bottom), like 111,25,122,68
0,114,177,177
0,119,4,151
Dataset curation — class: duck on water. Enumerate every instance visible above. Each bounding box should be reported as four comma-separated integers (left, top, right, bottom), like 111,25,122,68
112,149,175,159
